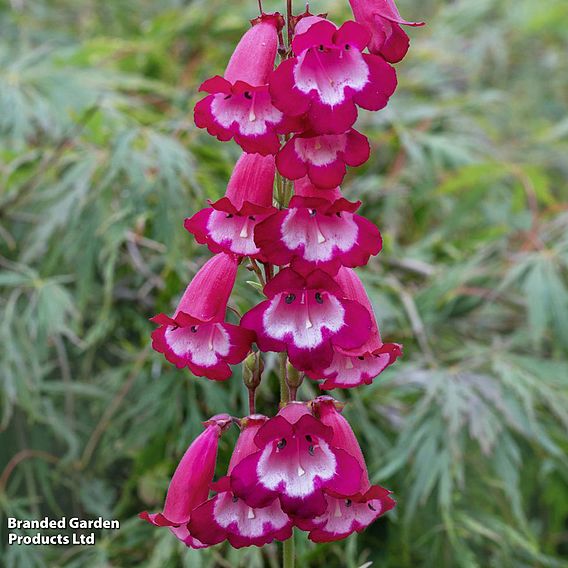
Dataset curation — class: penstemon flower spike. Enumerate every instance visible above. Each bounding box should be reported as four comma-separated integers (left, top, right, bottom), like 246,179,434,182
143,0,424,564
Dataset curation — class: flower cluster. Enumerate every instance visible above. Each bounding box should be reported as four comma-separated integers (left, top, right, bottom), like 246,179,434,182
141,398,395,547
144,0,423,553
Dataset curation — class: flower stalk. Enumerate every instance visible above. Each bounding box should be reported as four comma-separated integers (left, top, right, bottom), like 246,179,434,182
142,0,424,557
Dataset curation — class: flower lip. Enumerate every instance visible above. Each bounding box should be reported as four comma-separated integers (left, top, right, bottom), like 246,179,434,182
292,19,371,56
263,267,344,299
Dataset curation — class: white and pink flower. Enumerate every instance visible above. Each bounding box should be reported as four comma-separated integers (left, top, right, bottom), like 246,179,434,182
194,14,300,155
240,268,372,372
254,177,382,274
229,403,363,518
276,128,370,189
151,254,254,380
269,19,397,134
185,153,277,259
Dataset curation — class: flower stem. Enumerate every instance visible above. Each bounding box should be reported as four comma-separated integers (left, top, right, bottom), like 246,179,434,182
283,531,295,568
279,352,290,405
280,3,296,564
286,0,293,47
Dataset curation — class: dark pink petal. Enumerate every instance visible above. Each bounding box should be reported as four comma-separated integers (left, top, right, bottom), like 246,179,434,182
199,75,232,95
275,138,309,181
262,267,309,298
335,267,383,354
331,298,372,351
292,19,337,55
306,99,359,136
294,176,342,201
343,128,371,167
333,20,371,51
352,53,397,112
379,19,411,63
268,58,311,117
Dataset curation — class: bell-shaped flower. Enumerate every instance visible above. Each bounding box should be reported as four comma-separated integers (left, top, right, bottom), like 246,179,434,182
297,397,395,542
240,267,372,372
307,267,402,389
151,253,254,380
185,153,277,259
139,414,232,548
254,177,382,275
194,14,299,155
276,128,370,189
348,0,425,63
230,403,363,518
189,415,294,548
269,19,397,135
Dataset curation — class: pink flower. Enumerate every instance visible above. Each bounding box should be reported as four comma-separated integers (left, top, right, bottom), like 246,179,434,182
276,128,370,189
188,415,294,548
139,414,232,548
240,267,373,373
185,153,277,259
269,19,397,135
298,397,395,542
307,267,402,389
230,403,363,518
151,253,254,380
348,0,425,63
194,14,299,155
254,177,382,275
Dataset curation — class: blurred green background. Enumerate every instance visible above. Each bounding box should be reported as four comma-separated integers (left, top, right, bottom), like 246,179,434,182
1,0,567,566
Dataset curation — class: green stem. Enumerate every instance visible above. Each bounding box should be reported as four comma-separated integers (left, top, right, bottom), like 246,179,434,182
283,529,295,568
279,352,289,405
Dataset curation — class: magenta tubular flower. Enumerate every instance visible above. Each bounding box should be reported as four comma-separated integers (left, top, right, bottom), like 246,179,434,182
194,14,299,155
184,153,277,259
230,403,363,518
298,397,395,542
151,253,254,380
269,19,397,135
139,414,232,548
189,415,294,548
348,0,425,63
276,128,370,189
240,267,372,373
254,177,382,275
305,267,401,389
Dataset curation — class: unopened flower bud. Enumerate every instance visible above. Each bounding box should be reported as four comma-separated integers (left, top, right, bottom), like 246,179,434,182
286,362,304,401
243,351,264,390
